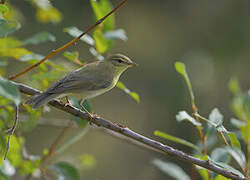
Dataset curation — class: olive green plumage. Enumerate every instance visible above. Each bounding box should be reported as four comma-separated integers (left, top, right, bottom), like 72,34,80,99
26,54,136,108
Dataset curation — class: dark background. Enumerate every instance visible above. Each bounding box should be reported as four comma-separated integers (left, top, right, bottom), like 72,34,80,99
9,0,250,179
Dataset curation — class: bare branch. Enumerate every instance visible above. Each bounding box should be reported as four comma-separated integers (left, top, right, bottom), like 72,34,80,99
8,0,128,80
15,82,246,180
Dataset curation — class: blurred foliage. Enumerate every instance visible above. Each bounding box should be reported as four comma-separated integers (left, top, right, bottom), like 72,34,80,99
152,62,249,179
0,0,139,179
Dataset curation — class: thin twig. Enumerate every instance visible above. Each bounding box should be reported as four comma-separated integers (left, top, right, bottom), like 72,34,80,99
15,82,247,180
8,0,128,80
4,105,19,160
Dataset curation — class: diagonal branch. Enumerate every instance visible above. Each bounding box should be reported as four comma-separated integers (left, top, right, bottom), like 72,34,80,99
15,82,246,180
8,0,128,80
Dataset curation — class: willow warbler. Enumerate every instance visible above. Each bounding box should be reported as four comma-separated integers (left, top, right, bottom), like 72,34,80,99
26,54,137,109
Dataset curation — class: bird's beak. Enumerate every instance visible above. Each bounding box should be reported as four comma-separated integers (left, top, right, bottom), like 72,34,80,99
127,62,138,66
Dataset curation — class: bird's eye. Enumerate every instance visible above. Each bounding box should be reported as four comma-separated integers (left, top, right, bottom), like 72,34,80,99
117,59,123,63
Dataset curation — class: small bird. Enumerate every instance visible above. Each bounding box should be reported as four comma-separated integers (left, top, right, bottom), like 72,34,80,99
26,54,137,111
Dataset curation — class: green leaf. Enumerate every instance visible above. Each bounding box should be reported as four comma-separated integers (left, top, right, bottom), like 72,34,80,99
209,108,223,126
154,130,200,151
210,148,230,163
51,162,80,180
0,5,9,14
0,77,21,106
93,28,111,53
195,113,228,133
104,29,127,41
152,159,190,180
116,81,140,103
230,118,246,128
197,169,209,180
0,37,21,48
90,0,114,31
0,18,20,37
228,77,241,94
36,7,62,24
224,147,246,170
174,62,195,105
63,51,79,62
0,47,32,59
212,161,245,179
176,111,201,126
214,175,230,180
78,153,96,169
22,31,56,45
228,132,241,149
63,26,95,46
31,71,63,81
241,120,250,142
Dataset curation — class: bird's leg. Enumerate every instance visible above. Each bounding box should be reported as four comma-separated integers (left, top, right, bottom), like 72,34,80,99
63,96,71,106
78,99,95,124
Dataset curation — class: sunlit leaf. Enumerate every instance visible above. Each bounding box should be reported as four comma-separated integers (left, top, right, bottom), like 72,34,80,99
241,120,250,142
0,5,9,14
0,37,21,48
214,175,230,180
116,81,140,103
152,159,190,180
228,132,241,149
175,62,195,105
90,0,114,31
0,47,32,59
51,162,80,180
23,31,56,45
176,111,201,126
154,130,200,151
19,160,40,175
93,28,110,53
104,29,127,41
228,77,241,94
63,51,79,62
63,26,95,46
197,169,209,180
0,77,20,106
79,154,96,169
31,71,63,81
36,7,62,24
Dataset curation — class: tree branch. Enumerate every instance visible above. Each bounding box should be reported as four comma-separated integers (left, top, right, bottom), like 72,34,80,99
15,82,246,180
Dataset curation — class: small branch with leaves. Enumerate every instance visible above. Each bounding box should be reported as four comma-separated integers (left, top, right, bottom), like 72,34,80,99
14,82,246,180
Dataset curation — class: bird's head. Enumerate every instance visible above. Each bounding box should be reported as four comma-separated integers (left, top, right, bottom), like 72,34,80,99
106,54,137,72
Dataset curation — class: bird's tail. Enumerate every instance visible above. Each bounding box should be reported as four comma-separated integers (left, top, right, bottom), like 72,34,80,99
26,93,57,109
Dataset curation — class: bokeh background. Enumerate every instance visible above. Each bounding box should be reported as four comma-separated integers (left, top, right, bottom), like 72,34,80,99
7,0,250,179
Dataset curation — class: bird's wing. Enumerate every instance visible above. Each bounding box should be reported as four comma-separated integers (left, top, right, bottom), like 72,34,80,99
45,67,111,94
